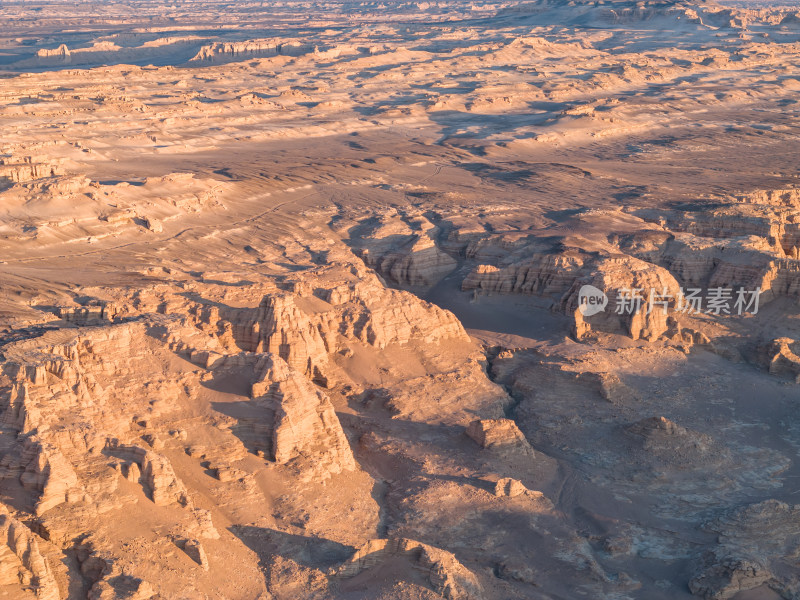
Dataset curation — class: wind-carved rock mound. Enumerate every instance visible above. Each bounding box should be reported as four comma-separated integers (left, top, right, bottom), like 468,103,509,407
0,156,65,183
625,416,717,469
251,354,355,479
87,572,156,600
458,232,683,341
0,171,229,245
190,39,312,63
759,337,800,381
736,188,800,209
629,201,800,302
334,538,483,600
0,321,207,529
36,44,70,61
227,265,469,385
16,436,83,516
690,500,800,599
168,265,470,479
55,302,118,326
344,209,458,286
0,506,62,600
466,418,531,451
462,245,585,297
190,39,279,61
366,233,457,286
497,0,754,29
245,292,337,386
493,477,531,498
141,450,191,507
564,255,682,341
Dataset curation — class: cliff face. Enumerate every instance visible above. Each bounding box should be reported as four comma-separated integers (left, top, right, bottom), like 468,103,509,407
374,186,800,349
225,265,469,384
189,39,313,63
0,160,64,183
334,537,484,600
563,255,683,341
690,500,800,600
333,208,459,287
462,252,586,296
251,353,356,478
0,506,63,600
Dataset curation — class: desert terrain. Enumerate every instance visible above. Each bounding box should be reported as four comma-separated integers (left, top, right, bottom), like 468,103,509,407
1,0,800,598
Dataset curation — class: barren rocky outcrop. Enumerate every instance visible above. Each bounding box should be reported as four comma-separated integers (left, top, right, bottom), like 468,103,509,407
1,0,800,597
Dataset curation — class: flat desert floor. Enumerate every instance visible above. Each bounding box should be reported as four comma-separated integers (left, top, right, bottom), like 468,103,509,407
1,1,800,599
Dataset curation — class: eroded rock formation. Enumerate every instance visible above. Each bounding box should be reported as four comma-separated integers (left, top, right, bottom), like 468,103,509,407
690,500,800,599
251,354,356,478
466,418,530,450
0,506,62,600
334,538,483,600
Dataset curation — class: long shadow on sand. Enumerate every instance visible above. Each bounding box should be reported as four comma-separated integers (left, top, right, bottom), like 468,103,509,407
231,525,355,571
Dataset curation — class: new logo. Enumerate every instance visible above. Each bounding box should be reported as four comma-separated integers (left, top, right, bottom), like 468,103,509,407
578,285,608,316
